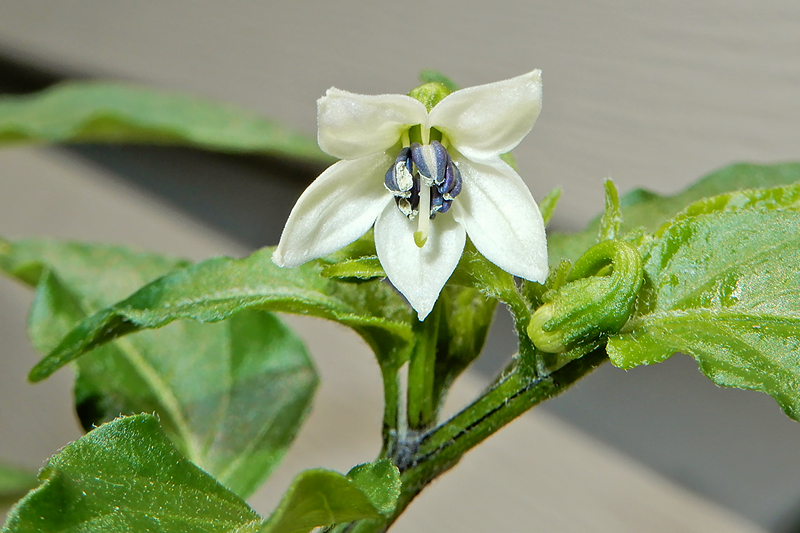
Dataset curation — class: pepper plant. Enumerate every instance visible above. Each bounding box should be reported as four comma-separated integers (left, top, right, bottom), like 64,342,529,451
1,71,799,532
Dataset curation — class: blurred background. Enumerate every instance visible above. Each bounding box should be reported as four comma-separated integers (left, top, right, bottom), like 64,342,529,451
1,1,799,531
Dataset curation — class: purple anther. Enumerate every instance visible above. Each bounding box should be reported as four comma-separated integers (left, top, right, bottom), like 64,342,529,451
411,140,449,187
441,160,462,201
430,187,453,216
384,147,414,197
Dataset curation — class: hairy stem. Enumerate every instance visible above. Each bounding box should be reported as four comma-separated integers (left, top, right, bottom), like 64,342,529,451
345,349,608,533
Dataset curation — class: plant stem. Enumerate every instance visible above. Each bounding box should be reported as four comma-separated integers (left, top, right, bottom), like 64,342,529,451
345,348,608,533
406,308,440,430
379,366,400,458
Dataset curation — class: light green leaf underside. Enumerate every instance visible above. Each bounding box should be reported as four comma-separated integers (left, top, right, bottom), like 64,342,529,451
549,162,800,264
608,210,800,420
0,81,333,164
0,240,318,499
28,246,413,382
260,463,400,533
2,414,261,533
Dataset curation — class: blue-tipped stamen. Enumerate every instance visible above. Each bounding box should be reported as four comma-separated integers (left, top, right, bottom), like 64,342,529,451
384,147,414,197
384,134,463,247
411,141,448,187
441,160,462,201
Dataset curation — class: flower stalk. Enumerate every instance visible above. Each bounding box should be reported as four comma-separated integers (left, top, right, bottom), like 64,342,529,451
331,349,608,533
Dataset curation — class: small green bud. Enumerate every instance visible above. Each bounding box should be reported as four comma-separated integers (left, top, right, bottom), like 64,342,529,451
408,82,452,112
527,239,643,353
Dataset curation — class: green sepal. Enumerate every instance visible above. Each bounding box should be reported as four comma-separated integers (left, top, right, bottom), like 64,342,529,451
528,240,643,355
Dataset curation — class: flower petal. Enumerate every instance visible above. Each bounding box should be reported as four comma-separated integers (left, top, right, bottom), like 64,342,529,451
428,70,542,162
452,158,548,282
273,152,393,267
317,88,429,160
375,204,466,320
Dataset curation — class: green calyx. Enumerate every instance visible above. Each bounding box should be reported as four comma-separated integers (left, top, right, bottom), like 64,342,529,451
408,82,452,112
528,239,644,353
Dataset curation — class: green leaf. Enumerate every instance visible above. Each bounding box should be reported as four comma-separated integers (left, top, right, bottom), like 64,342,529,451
2,414,261,533
0,81,333,164
607,209,800,420
346,460,402,517
549,162,800,264
1,241,318,499
418,70,459,93
538,188,561,226
0,463,37,503
597,179,621,241
27,246,413,382
654,181,800,235
321,256,385,281
259,466,397,533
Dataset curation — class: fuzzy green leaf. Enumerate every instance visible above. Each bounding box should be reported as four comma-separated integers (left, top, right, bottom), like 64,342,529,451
0,81,332,164
549,162,800,264
608,209,800,420
27,246,413,382
1,241,318,499
259,464,399,533
346,460,401,517
2,414,261,533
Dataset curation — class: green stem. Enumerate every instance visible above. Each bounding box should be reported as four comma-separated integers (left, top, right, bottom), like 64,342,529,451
406,308,440,430
379,366,400,458
345,349,608,533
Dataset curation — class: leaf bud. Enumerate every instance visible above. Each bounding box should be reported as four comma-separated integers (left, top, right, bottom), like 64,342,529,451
527,240,643,353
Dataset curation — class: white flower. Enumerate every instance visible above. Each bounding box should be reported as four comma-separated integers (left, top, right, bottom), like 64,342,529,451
273,71,548,320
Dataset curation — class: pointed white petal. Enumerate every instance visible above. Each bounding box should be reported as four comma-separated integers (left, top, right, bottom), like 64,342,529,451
452,158,548,282
317,88,429,160
375,203,466,320
273,153,393,267
428,70,542,162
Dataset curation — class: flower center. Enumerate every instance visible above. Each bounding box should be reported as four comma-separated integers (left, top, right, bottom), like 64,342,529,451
383,138,463,248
